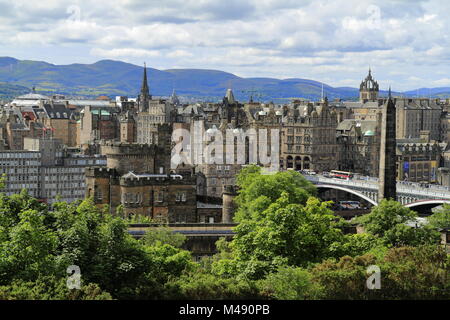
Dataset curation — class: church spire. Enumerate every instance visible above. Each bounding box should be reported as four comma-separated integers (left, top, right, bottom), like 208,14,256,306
138,62,151,112
141,62,150,96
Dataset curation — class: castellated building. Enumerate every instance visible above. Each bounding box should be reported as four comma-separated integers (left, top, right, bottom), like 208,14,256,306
85,141,198,223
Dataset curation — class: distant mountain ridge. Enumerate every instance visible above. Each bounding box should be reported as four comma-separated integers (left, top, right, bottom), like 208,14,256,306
0,56,449,102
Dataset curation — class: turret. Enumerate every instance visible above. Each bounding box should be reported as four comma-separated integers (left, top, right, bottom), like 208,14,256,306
359,68,379,102
222,185,238,223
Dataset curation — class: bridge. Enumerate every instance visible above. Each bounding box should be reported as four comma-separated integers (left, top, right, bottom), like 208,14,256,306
128,223,237,258
303,174,450,211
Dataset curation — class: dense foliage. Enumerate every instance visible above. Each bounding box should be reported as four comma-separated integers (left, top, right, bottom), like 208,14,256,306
0,167,448,300
428,204,450,230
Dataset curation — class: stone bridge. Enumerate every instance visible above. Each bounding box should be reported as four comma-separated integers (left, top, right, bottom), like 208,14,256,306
304,174,450,210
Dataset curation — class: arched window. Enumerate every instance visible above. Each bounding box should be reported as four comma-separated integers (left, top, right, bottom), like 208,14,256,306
303,156,310,170
287,156,293,169
295,156,302,170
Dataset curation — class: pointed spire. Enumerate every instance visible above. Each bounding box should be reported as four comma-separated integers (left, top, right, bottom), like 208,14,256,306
388,86,392,99
170,89,180,105
225,88,235,104
138,62,151,112
141,62,150,96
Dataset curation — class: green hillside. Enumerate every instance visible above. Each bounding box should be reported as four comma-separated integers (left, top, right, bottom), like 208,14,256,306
0,57,443,102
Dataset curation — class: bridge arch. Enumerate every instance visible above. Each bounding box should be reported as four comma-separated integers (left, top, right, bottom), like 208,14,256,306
404,199,450,209
316,184,378,206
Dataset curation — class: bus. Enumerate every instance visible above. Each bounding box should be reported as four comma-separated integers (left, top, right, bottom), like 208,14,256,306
330,170,353,180
337,201,361,210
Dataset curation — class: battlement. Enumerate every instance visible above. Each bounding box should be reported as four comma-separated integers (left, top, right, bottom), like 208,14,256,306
85,166,118,178
100,142,160,156
119,172,196,186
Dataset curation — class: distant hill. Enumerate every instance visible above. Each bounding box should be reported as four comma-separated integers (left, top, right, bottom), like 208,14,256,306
0,57,448,102
0,82,30,100
403,87,450,98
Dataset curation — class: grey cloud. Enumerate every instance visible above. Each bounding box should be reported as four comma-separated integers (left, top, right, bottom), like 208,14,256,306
1,0,450,90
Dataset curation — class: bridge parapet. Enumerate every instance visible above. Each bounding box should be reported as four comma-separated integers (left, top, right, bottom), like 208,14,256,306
304,174,450,206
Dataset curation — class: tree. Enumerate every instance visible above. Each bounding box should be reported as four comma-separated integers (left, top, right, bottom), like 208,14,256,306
0,208,59,284
354,199,440,247
52,199,193,299
142,226,187,248
0,192,196,300
0,276,112,300
336,233,384,258
311,254,379,300
234,165,316,222
257,267,323,300
311,245,449,299
170,271,261,300
214,194,348,279
428,204,450,229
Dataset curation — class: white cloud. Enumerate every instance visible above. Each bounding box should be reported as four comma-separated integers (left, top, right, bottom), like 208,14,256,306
433,78,450,86
90,47,161,58
0,0,450,90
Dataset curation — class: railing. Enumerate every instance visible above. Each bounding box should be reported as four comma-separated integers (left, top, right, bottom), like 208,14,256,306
304,174,450,200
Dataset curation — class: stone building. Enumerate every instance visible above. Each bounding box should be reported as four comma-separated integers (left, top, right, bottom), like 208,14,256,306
0,150,41,198
79,106,120,146
336,118,380,176
119,111,136,143
396,136,444,183
39,103,77,147
279,98,338,172
344,70,445,142
187,91,252,197
85,141,197,223
0,137,106,203
135,65,175,144
395,98,444,141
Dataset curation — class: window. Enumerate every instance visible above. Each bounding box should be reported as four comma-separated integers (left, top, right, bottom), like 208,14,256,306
94,188,103,201
156,191,164,202
176,213,187,223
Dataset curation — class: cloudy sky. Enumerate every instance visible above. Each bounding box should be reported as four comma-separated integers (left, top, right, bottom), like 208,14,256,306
0,0,449,90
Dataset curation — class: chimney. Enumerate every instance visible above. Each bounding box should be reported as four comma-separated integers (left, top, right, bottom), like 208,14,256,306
420,130,431,143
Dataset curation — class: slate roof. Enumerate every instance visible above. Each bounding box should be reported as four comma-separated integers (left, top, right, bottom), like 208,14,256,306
42,104,74,119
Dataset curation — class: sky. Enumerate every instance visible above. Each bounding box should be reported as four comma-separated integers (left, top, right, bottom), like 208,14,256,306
0,0,450,91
